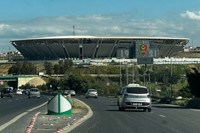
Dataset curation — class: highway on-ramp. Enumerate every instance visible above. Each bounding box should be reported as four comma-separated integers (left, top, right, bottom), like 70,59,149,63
71,96,200,133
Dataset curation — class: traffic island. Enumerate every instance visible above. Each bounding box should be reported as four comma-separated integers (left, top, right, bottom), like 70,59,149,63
28,98,93,133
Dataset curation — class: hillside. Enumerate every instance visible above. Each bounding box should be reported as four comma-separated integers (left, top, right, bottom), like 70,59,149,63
0,64,12,75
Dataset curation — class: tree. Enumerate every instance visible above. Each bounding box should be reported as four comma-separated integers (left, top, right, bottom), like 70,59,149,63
47,78,59,91
44,62,53,75
8,62,37,75
187,68,200,98
178,86,192,98
54,64,59,74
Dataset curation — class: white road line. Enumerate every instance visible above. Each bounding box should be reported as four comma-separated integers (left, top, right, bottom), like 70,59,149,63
159,114,166,118
0,112,28,132
27,101,48,112
0,101,47,132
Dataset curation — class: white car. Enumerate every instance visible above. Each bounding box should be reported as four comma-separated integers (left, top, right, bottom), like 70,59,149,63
69,90,76,96
118,84,152,112
28,88,40,98
85,89,98,98
16,89,23,94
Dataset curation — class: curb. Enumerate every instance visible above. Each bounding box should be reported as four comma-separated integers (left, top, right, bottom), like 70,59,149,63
54,98,93,133
24,112,40,133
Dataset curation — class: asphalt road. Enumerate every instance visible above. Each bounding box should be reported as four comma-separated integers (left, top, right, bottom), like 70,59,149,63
0,94,49,133
70,96,200,133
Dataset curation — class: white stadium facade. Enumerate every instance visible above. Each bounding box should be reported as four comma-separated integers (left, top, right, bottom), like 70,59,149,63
10,36,189,61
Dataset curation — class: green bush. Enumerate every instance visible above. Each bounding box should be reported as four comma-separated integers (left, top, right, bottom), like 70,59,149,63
186,98,200,109
171,99,189,106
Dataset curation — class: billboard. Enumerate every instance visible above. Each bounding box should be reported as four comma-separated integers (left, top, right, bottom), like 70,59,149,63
136,40,153,64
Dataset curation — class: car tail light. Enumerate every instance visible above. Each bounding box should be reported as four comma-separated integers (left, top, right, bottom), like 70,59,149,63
124,94,128,98
147,102,150,105
147,94,151,98
125,102,128,105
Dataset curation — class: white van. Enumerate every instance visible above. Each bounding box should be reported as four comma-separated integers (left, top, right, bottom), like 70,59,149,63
118,84,152,112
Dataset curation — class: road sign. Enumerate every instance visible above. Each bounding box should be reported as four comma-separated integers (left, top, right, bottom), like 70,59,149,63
137,57,153,64
0,81,4,86
106,81,110,87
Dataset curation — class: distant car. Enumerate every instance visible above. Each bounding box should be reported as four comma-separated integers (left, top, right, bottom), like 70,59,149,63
25,89,30,95
118,84,152,112
63,90,70,95
16,89,23,94
28,88,40,98
69,90,76,96
85,89,98,98
1,87,14,98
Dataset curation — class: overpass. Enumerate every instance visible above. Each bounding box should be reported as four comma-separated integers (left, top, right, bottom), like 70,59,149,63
0,76,33,89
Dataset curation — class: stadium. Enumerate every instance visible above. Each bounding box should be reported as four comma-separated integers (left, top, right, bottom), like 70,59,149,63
10,36,189,61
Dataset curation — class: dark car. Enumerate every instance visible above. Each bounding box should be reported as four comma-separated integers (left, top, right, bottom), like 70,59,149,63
1,87,14,98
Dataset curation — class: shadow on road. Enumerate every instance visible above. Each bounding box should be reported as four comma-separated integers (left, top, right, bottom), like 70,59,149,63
106,109,145,112
153,104,187,109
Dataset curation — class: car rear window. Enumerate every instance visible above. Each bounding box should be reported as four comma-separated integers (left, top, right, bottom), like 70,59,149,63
2,88,11,93
126,87,148,94
31,89,39,92
89,90,97,92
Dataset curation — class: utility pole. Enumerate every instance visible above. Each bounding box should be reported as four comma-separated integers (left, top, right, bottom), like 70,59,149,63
120,62,122,87
132,63,134,83
126,62,128,85
73,25,75,35
170,58,173,99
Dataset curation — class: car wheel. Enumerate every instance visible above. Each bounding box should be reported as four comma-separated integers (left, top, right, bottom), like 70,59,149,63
148,108,152,112
85,97,88,99
1,96,3,98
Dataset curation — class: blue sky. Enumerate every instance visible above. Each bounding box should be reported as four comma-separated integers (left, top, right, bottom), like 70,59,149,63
0,0,200,52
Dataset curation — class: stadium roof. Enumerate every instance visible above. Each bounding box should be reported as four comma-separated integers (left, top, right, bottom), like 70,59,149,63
11,35,189,60
11,35,189,42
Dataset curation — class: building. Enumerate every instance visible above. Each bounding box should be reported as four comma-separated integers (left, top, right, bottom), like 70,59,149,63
11,36,189,60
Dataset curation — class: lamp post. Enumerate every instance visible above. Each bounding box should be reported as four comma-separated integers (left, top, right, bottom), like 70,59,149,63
120,62,122,87
170,58,173,99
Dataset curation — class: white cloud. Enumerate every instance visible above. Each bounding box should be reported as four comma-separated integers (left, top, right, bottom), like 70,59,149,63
181,10,200,20
0,13,199,52
0,24,9,29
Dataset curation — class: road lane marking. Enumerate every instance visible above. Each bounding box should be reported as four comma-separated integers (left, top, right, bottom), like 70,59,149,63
159,114,166,118
0,101,48,132
0,112,28,132
27,101,48,112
